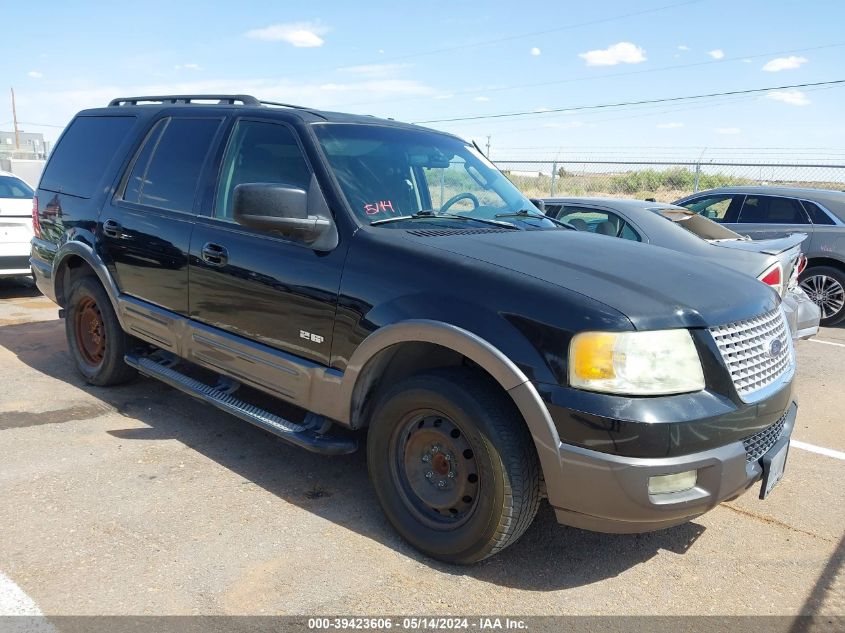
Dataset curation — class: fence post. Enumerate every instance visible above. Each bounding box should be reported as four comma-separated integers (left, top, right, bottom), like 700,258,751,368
550,161,557,196
693,162,701,193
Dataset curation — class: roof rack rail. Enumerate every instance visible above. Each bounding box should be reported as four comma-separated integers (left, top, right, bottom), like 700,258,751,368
259,99,310,110
108,94,262,107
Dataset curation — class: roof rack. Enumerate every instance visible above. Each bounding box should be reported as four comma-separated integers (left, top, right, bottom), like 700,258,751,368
108,94,262,107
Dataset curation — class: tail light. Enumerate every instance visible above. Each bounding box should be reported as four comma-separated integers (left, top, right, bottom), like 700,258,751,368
758,263,783,296
32,196,41,238
797,254,807,275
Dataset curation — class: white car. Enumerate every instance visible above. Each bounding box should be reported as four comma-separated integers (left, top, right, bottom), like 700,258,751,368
0,170,34,278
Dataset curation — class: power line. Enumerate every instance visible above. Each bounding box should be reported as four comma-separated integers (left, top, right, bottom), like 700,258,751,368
327,40,845,109
18,121,65,129
339,0,705,67
413,79,845,124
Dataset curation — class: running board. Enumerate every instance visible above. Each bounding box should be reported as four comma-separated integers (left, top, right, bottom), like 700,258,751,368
125,354,357,455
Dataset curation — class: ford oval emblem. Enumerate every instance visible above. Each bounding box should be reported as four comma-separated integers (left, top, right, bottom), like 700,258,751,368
768,338,784,358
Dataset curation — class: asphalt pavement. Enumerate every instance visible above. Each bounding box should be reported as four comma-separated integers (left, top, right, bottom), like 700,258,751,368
0,278,842,617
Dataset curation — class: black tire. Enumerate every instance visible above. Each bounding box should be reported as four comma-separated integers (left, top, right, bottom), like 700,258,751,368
800,265,845,326
65,275,137,386
367,367,541,564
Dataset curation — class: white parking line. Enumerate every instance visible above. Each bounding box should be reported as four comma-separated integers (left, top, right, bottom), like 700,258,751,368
808,338,845,348
0,571,42,615
792,440,845,461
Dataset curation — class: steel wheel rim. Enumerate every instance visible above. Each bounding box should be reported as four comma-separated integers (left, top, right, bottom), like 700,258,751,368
389,411,481,530
801,274,845,320
75,296,106,366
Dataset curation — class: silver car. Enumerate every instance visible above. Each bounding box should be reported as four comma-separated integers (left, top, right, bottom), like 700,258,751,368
541,196,820,340
674,187,845,326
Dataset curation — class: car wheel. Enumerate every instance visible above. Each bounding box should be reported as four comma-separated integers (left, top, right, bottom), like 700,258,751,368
800,266,845,326
367,367,540,564
65,275,137,386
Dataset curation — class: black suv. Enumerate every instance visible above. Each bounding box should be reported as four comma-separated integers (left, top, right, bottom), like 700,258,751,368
32,95,797,563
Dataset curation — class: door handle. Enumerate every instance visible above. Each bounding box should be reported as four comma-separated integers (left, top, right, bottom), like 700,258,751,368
102,219,123,238
201,242,228,267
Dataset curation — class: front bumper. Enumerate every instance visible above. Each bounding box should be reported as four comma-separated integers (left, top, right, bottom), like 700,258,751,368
540,392,797,533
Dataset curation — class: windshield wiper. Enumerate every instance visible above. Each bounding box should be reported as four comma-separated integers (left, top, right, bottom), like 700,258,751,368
371,210,520,229
494,208,575,229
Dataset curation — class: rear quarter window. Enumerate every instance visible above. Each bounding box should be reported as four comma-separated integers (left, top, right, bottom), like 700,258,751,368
40,116,136,199
801,200,836,225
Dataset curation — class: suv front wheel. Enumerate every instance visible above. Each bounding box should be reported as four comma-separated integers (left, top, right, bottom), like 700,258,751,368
65,275,137,386
367,367,541,564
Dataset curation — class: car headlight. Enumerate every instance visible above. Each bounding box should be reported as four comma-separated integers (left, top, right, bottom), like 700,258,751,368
569,329,705,395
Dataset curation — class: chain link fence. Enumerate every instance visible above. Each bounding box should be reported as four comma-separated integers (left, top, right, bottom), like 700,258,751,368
493,160,845,202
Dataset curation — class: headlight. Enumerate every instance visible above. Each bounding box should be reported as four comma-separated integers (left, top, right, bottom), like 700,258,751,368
569,329,705,395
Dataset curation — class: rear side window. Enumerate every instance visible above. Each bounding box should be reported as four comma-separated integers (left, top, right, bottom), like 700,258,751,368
40,116,136,198
801,200,836,225
0,175,33,199
678,194,735,221
737,196,808,224
122,117,221,213
558,205,641,241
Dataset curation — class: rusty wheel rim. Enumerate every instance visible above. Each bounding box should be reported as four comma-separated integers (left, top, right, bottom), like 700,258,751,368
75,296,106,366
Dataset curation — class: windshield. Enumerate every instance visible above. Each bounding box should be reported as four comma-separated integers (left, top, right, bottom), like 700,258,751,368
0,175,34,199
313,123,555,229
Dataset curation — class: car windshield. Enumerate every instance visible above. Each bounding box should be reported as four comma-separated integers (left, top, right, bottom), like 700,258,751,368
313,123,557,229
0,175,34,199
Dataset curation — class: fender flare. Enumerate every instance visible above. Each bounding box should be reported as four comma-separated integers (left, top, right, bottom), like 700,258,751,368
327,320,565,499
52,241,124,325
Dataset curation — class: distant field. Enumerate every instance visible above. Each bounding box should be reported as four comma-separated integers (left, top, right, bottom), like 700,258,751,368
500,167,845,203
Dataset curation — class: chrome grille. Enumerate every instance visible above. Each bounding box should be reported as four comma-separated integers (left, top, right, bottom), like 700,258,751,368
743,412,788,463
709,307,794,402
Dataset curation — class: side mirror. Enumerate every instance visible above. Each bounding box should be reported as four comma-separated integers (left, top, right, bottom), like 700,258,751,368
529,198,546,212
233,182,332,245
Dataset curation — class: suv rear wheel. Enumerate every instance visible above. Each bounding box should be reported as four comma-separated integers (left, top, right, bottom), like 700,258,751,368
800,265,845,326
65,276,137,386
367,367,540,564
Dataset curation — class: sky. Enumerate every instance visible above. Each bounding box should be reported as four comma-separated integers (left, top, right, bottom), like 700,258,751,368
2,0,845,161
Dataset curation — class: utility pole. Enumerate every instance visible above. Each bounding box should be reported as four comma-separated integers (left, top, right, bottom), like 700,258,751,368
10,87,20,150
485,135,491,158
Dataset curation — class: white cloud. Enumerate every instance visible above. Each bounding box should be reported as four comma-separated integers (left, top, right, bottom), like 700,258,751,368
579,42,646,66
677,45,689,51
27,71,43,79
742,58,752,63
17,77,438,142
433,93,453,100
530,47,541,56
473,96,490,102
656,122,684,129
338,63,409,77
762,56,808,72
542,120,585,129
715,127,741,135
708,49,725,59
766,89,811,106
245,21,329,47
318,79,434,97
174,63,202,71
